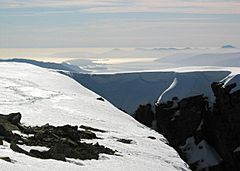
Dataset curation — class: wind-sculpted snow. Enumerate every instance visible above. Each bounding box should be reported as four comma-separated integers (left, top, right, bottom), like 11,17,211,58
223,68,240,93
158,71,231,104
0,62,189,171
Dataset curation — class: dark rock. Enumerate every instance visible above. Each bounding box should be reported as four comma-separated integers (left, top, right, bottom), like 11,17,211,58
30,147,66,161
0,123,16,143
80,125,106,133
117,139,133,144
0,113,21,143
0,157,12,163
147,136,156,140
0,112,21,125
0,112,115,164
30,142,115,161
20,124,98,148
10,143,35,157
207,82,240,170
10,124,115,161
7,113,21,125
97,97,105,101
134,103,154,127
156,95,208,148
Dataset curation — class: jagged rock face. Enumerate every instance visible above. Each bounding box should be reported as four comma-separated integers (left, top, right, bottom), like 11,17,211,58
153,82,240,170
155,95,209,149
206,83,240,170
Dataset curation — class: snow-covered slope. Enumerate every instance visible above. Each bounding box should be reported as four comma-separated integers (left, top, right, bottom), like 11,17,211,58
0,62,189,171
0,58,86,73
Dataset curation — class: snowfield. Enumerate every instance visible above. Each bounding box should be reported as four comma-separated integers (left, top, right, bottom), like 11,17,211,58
0,62,189,171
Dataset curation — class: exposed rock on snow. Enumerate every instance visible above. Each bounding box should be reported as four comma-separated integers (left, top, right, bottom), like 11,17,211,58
96,97,105,101
0,112,115,162
79,125,107,133
117,138,133,144
0,156,12,163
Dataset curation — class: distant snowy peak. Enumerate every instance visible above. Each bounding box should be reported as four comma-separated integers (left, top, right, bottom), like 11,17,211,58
137,47,192,51
222,45,237,49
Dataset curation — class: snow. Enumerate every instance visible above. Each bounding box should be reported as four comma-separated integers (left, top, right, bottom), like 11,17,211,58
158,67,240,105
158,78,178,103
158,70,231,104
223,74,240,93
234,147,240,153
179,137,222,170
0,62,189,171
196,120,204,131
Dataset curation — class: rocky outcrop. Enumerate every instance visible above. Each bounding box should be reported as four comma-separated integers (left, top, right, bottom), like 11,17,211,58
154,82,240,170
206,82,240,170
0,113,115,163
134,104,154,128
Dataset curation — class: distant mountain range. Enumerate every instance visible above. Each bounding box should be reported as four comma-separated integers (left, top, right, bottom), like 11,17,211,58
156,52,240,67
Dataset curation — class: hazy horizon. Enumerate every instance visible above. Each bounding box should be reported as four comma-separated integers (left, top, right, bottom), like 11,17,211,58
1,0,240,48
0,46,239,63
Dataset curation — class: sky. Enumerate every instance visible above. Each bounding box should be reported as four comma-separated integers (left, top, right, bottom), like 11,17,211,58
0,0,240,48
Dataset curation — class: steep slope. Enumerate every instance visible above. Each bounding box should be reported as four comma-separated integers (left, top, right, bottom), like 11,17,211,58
0,62,189,171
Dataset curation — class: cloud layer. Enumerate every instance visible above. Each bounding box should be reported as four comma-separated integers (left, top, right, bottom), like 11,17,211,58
1,0,240,48
1,0,240,14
